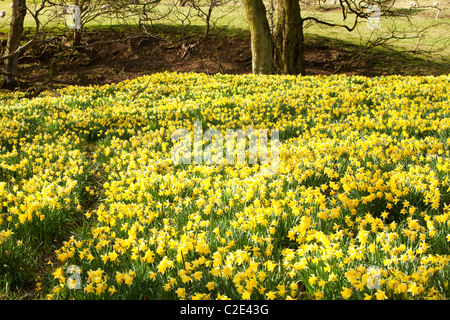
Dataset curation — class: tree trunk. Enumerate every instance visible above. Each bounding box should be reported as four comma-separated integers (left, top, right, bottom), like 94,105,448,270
72,1,82,46
1,0,27,89
242,0,274,75
275,0,305,75
73,28,82,46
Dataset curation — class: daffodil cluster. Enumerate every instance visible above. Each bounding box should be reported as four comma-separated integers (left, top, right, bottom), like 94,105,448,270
1,72,449,299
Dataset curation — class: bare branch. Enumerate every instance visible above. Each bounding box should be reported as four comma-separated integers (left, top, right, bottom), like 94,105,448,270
303,15,360,32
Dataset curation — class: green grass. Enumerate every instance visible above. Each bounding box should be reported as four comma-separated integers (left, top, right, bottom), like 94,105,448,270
302,8,450,56
1,1,448,50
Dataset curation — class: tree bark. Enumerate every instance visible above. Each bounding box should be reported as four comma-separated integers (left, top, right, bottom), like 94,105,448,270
72,0,82,46
275,0,305,75
1,0,27,89
242,0,274,75
73,28,82,46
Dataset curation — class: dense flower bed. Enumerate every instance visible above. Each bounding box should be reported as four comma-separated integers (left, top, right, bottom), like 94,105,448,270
1,72,449,299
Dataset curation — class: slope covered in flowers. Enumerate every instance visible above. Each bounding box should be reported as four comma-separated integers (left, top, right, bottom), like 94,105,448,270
1,72,449,300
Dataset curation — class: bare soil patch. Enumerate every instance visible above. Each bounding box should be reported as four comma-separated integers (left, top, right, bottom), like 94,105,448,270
5,26,449,90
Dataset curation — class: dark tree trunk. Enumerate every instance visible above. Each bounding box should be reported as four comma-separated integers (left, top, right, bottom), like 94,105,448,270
242,0,274,75
1,0,27,89
73,28,82,46
72,0,82,46
275,0,306,75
